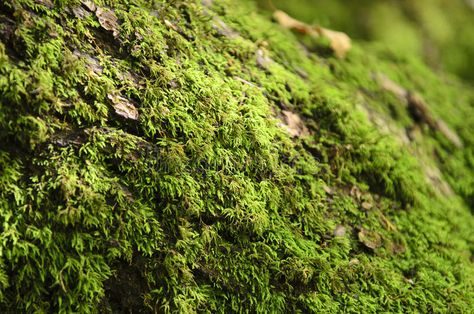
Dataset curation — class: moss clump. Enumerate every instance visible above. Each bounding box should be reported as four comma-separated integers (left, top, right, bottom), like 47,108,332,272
0,0,473,312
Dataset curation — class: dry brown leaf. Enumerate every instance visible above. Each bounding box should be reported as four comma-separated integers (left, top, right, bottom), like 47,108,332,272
273,10,351,58
358,228,382,249
280,110,310,138
316,27,351,58
107,94,139,120
273,10,318,36
95,7,119,37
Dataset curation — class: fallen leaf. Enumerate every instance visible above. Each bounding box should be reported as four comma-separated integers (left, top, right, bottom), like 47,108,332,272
316,27,351,58
107,94,139,120
280,110,310,138
95,7,120,37
273,10,317,36
273,10,351,58
358,228,382,249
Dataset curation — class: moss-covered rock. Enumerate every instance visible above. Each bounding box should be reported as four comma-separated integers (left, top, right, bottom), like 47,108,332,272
0,0,473,312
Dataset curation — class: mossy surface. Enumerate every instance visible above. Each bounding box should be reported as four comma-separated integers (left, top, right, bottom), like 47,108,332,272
0,0,473,312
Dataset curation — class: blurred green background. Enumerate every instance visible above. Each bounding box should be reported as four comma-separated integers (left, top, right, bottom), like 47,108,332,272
256,0,474,84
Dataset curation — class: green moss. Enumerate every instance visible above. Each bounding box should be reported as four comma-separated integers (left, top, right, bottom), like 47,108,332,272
0,0,473,312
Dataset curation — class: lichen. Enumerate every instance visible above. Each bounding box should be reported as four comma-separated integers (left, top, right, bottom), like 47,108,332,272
0,0,473,312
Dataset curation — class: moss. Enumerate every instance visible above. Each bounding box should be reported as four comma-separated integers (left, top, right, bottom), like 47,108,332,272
0,0,473,312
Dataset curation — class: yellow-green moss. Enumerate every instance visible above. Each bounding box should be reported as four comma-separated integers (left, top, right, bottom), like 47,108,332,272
0,0,473,312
